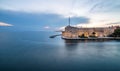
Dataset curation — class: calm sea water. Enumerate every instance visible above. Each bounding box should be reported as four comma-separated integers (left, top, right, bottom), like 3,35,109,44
0,31,120,71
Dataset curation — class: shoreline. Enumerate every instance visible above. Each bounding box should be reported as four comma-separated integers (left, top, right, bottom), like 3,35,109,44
62,37,120,40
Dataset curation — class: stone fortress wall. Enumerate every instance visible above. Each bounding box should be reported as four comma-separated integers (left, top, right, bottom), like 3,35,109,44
62,25,117,38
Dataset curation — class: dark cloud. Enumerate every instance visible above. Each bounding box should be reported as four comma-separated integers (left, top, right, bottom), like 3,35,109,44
0,10,90,31
70,17,90,24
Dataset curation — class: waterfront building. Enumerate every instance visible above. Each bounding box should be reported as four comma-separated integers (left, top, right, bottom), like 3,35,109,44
62,25,117,38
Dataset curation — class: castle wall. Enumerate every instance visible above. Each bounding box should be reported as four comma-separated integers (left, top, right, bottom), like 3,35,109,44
62,26,116,38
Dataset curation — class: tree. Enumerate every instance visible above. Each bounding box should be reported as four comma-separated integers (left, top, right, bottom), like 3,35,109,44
92,32,96,36
112,28,120,37
89,32,97,37
78,34,88,38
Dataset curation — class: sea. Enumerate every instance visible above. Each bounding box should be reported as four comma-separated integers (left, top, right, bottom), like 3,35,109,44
0,31,120,71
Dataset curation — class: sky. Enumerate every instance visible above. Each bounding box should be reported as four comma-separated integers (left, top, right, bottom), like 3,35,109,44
0,0,120,31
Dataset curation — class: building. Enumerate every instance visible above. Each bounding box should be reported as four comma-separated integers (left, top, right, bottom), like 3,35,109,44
62,25,117,38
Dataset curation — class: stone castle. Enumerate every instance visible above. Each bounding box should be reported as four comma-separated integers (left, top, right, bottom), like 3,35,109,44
62,25,117,38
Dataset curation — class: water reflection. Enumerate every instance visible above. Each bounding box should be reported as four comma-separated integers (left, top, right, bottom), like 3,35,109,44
64,39,114,43
64,40,79,51
63,39,119,57
63,39,106,51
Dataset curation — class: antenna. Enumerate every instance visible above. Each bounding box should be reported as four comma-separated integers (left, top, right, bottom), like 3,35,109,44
69,16,70,26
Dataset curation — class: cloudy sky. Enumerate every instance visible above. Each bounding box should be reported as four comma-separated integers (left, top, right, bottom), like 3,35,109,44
0,0,120,31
